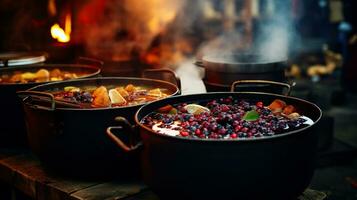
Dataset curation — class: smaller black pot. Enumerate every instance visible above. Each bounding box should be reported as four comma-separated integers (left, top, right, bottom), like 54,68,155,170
107,82,322,200
18,75,179,177
198,53,288,92
0,63,100,146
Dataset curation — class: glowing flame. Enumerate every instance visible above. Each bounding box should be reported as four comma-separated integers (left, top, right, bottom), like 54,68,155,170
51,13,71,43
148,10,176,34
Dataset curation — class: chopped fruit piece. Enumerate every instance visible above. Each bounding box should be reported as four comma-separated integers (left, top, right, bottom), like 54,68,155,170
50,77,62,81
168,108,178,114
287,112,300,120
125,84,135,92
158,105,174,113
35,69,50,82
92,86,110,107
283,105,295,115
21,72,36,80
115,87,129,97
109,89,127,104
184,104,210,115
64,86,80,92
148,88,162,97
92,86,106,97
268,99,286,113
50,68,61,77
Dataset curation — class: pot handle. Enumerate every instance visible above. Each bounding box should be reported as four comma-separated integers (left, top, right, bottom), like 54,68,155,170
17,91,82,110
142,68,181,90
106,116,142,152
230,80,292,96
17,91,56,111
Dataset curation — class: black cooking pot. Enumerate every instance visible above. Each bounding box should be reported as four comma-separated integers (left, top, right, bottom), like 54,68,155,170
107,81,322,200
18,75,179,176
198,53,288,92
0,63,100,146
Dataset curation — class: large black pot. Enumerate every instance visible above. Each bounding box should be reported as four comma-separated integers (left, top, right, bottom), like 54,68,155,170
0,63,100,146
108,87,322,199
198,53,288,92
18,76,179,176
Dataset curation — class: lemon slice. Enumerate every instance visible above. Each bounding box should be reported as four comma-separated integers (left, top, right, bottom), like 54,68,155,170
64,86,80,92
109,89,127,104
148,88,162,97
184,104,210,115
115,87,129,97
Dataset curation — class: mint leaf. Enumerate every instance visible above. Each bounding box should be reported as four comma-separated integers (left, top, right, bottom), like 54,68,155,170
243,110,260,121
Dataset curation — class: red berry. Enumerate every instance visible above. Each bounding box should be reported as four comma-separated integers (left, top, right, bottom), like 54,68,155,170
195,129,201,135
180,131,189,137
241,127,249,133
256,101,264,108
221,105,230,112
231,133,237,138
234,125,242,131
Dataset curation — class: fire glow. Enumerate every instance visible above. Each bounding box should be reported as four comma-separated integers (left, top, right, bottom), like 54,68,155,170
51,13,71,43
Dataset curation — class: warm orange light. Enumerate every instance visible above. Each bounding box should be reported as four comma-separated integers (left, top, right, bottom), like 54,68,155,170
146,0,178,34
51,13,71,43
148,11,176,33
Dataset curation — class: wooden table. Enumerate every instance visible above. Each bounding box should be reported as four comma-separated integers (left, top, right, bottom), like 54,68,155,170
0,148,328,200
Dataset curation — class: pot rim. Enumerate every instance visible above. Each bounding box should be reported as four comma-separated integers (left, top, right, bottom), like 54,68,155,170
24,76,180,111
135,91,322,143
0,51,47,67
201,53,287,73
0,64,101,86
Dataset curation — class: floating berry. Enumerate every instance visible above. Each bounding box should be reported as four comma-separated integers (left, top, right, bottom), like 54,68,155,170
256,101,264,108
180,131,189,137
234,125,242,132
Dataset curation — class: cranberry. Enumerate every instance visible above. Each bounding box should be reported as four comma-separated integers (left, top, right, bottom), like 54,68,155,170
221,105,230,112
218,128,227,135
241,127,249,133
195,129,201,135
180,131,189,137
234,125,242,132
256,101,263,108
231,133,237,138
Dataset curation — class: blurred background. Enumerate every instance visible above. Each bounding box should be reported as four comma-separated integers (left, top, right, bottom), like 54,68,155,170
0,0,357,199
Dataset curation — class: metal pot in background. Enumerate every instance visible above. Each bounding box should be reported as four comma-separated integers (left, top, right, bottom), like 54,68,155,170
0,52,48,68
0,58,101,147
197,53,288,92
17,74,179,177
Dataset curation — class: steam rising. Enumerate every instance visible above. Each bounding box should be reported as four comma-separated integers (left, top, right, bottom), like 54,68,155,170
199,1,294,62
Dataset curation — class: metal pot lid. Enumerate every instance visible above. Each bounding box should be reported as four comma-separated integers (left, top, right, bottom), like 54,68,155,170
201,53,287,73
0,52,48,67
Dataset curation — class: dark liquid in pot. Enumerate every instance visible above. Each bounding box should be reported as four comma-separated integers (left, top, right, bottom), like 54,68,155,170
141,96,313,139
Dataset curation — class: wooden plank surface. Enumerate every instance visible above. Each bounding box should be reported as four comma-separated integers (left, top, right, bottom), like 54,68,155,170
70,181,147,200
0,148,327,200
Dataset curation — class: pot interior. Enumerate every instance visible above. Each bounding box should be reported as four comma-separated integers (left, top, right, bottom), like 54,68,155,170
136,92,322,141
24,77,179,110
0,64,100,86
